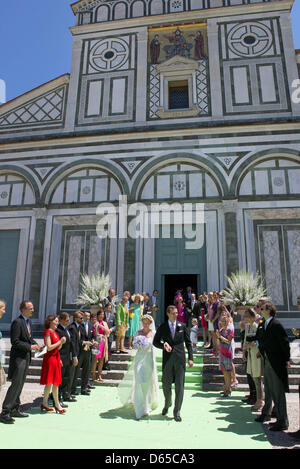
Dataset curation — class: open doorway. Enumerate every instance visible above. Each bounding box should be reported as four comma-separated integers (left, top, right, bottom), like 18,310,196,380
163,274,198,319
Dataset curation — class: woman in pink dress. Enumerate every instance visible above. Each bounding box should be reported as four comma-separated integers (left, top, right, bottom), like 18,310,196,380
92,310,110,383
175,295,187,324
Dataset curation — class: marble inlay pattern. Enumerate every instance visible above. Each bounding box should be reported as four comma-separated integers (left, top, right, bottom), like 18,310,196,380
262,230,284,305
287,230,300,306
65,235,82,304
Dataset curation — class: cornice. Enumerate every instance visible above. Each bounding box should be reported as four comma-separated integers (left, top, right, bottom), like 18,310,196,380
0,121,300,152
69,0,294,36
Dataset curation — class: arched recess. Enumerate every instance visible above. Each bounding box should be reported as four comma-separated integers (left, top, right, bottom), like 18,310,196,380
0,166,37,206
112,2,128,20
95,4,111,22
232,150,300,198
132,154,226,201
43,161,129,205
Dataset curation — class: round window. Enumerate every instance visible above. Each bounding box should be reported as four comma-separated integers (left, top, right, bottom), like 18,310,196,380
104,50,115,60
243,35,256,45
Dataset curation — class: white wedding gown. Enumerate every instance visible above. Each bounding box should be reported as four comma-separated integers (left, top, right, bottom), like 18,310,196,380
119,332,159,420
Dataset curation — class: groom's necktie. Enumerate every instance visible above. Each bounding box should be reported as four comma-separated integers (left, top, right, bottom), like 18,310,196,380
170,322,175,339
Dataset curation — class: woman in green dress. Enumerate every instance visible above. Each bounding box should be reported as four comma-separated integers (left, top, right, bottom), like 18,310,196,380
127,294,143,350
116,296,129,354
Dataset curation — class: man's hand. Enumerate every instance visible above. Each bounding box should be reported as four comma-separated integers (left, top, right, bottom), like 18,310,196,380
73,358,78,367
30,344,40,351
188,360,193,368
163,342,172,353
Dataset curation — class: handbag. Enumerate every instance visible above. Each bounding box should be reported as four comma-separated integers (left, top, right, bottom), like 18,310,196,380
0,365,6,387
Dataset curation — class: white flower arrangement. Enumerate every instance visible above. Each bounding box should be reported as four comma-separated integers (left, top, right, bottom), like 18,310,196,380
222,270,270,307
132,335,149,349
74,272,116,307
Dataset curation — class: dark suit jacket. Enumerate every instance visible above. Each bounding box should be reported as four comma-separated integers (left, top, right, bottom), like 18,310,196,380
153,321,193,370
105,313,117,344
56,323,72,366
79,321,95,353
8,315,37,379
190,301,201,319
257,317,290,392
68,322,82,359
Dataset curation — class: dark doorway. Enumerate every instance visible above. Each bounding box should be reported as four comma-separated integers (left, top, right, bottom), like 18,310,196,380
164,274,198,319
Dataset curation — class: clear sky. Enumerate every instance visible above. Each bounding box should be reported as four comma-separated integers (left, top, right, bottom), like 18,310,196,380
0,0,299,102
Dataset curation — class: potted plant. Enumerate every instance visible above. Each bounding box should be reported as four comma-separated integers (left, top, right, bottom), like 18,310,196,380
74,272,116,314
222,270,270,314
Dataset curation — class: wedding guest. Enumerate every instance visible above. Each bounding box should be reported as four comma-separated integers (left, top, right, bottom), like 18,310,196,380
175,295,187,324
106,288,117,314
103,303,117,369
190,318,199,353
149,290,159,323
40,315,66,414
127,294,143,350
68,311,84,397
142,293,151,315
123,291,131,310
255,302,290,431
92,310,109,382
56,312,74,406
0,301,42,424
116,297,129,354
243,308,264,411
76,310,96,395
238,314,256,403
199,295,209,347
0,300,6,391
207,292,219,354
216,309,234,397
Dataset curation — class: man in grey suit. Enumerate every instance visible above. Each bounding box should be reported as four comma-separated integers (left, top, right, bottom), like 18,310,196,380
153,305,193,422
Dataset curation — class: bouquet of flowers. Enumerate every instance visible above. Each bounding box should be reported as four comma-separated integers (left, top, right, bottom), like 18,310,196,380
132,335,149,350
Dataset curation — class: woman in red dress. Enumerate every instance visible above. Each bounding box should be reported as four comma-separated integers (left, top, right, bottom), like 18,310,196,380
40,315,66,413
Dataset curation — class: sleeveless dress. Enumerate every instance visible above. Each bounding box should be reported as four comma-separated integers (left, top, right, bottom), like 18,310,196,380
219,324,234,372
119,332,159,420
94,321,107,359
40,329,62,386
126,303,141,337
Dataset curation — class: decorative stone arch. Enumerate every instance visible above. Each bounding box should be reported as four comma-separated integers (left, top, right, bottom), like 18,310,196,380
95,3,111,22
112,1,128,20
131,154,226,201
130,0,146,17
231,149,300,198
0,165,38,206
149,0,165,15
42,160,129,205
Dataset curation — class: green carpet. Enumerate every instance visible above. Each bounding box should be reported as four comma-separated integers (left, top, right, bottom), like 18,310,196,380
0,349,271,449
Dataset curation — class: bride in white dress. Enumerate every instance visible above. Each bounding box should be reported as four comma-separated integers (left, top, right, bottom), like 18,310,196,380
119,314,159,420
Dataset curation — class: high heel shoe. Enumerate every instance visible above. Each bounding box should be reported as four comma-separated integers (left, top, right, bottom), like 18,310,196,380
55,406,66,414
41,404,54,412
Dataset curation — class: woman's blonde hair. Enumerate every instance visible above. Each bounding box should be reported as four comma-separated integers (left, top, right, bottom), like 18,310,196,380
0,299,6,309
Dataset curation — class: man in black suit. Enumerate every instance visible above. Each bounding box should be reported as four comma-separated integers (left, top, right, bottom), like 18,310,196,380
56,312,75,406
68,311,84,397
255,302,290,431
153,305,193,422
0,301,42,424
75,311,96,395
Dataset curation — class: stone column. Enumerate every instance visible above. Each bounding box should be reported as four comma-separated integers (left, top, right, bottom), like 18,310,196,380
223,200,239,276
29,208,47,319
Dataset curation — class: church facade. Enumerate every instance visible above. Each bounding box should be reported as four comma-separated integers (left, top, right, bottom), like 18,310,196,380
0,0,300,329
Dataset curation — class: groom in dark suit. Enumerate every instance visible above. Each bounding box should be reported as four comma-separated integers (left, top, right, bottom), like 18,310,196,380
153,305,193,422
0,301,42,424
